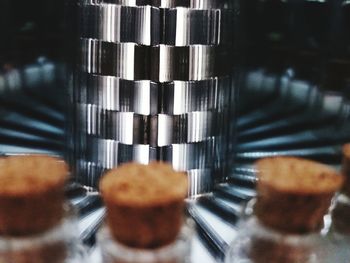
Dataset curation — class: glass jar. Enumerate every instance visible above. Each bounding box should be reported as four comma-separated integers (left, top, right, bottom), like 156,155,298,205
328,193,350,262
97,219,194,263
225,199,341,263
0,205,87,263
331,144,350,236
331,193,350,235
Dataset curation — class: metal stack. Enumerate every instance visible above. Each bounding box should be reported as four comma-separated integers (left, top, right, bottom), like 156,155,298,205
73,0,236,196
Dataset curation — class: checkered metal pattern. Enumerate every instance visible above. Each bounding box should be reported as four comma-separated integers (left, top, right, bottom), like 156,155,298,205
73,0,237,195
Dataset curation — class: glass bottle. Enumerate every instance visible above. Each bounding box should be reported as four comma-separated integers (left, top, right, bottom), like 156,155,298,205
225,199,340,263
328,144,350,261
225,156,345,263
0,205,87,263
97,218,193,263
332,144,350,235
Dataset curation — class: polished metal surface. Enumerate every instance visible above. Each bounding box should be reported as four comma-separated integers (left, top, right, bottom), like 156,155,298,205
1,1,350,263
3,69,350,261
79,74,157,114
81,39,231,81
77,103,220,145
80,4,233,46
81,0,234,9
81,135,220,169
2,1,350,262
78,74,231,114
75,0,236,194
80,4,156,45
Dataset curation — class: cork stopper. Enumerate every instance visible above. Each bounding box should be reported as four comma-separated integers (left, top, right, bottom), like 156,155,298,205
100,162,188,248
341,144,350,197
255,157,344,234
0,155,68,235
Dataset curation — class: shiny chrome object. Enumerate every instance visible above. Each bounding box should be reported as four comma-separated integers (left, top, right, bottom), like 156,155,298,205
80,4,233,46
82,0,234,9
81,39,231,81
74,0,236,196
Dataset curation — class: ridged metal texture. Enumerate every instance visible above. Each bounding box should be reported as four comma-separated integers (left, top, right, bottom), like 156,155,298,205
73,0,236,195
2,0,350,261
2,63,350,262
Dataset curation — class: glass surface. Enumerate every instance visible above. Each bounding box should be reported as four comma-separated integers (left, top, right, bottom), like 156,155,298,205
0,0,350,262
225,198,349,263
327,194,350,263
0,207,87,263
97,219,193,263
225,216,336,263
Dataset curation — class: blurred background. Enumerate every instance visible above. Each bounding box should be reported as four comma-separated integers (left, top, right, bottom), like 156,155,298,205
0,0,72,156
1,0,350,261
1,0,349,164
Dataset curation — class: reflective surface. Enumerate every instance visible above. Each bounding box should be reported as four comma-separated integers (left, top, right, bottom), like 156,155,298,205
73,0,237,195
80,3,233,46
225,216,337,263
1,0,350,262
98,220,193,263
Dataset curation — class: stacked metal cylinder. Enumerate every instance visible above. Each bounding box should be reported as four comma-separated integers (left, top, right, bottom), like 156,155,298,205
74,0,236,196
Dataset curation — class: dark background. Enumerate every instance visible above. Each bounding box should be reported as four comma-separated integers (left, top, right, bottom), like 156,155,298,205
0,0,67,65
240,0,350,95
0,0,349,90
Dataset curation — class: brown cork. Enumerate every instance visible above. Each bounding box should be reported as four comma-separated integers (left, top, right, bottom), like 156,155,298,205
100,162,188,248
0,155,68,235
255,157,344,234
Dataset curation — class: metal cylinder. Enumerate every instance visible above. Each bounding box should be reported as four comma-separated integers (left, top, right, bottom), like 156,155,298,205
72,0,237,196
